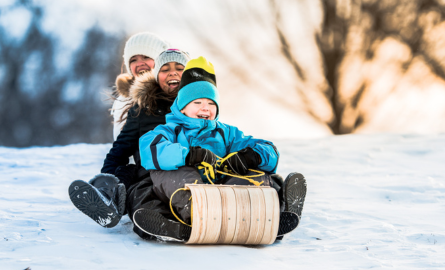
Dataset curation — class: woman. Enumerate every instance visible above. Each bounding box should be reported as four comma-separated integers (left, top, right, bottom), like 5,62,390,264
111,32,170,141
68,42,191,236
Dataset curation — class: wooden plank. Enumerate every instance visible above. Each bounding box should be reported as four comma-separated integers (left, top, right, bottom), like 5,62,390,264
202,186,222,244
216,186,237,244
259,187,280,245
186,185,207,244
231,187,251,244
245,188,266,245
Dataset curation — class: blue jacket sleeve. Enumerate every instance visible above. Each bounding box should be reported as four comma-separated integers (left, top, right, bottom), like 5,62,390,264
226,125,279,173
139,125,189,171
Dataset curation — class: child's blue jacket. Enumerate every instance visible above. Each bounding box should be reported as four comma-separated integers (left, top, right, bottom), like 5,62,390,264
139,99,279,177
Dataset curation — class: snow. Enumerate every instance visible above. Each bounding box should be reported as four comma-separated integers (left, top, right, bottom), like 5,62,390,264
1,134,445,269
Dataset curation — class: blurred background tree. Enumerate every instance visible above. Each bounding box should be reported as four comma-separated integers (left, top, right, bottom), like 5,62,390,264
319,0,445,134
1,0,445,147
0,1,124,147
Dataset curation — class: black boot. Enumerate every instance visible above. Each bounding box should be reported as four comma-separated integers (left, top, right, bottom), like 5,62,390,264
68,174,126,228
283,173,307,217
275,173,306,239
277,211,300,236
133,208,191,242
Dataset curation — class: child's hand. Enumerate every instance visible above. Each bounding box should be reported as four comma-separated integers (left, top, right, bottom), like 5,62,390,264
220,147,260,175
186,146,217,167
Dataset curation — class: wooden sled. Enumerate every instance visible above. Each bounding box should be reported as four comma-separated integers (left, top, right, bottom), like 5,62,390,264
184,184,280,245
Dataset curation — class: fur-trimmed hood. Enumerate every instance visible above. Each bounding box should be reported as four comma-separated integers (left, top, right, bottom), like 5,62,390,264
115,72,160,109
115,73,133,98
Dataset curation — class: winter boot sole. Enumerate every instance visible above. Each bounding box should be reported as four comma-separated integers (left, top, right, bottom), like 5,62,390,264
133,208,191,242
69,180,121,228
116,183,127,215
278,211,300,236
283,173,307,217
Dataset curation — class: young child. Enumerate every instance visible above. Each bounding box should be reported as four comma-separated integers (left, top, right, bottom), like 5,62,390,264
134,56,307,242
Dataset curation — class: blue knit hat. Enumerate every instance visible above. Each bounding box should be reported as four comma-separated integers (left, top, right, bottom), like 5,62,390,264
177,56,219,113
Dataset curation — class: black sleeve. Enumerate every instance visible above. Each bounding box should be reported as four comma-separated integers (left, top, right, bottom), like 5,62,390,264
101,106,140,175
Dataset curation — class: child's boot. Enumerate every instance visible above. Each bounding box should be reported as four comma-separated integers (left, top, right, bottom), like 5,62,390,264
283,172,307,217
277,211,300,236
133,208,192,242
68,173,126,228
275,173,306,238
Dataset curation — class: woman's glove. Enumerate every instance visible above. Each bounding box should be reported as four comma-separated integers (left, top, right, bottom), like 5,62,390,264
220,147,261,175
186,146,217,167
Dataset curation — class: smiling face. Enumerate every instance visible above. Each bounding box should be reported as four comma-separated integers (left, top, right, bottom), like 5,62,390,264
157,62,185,93
129,55,155,77
180,98,217,120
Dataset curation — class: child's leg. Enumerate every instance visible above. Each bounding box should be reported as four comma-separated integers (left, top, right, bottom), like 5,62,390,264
126,175,173,221
126,175,174,240
151,166,203,224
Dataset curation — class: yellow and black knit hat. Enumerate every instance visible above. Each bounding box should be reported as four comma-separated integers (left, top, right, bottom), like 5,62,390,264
177,56,219,112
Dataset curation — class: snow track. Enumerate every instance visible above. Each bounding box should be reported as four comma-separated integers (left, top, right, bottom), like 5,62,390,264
1,135,444,269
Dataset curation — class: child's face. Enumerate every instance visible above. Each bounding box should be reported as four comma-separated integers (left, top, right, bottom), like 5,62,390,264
130,55,155,76
180,98,217,120
158,62,185,94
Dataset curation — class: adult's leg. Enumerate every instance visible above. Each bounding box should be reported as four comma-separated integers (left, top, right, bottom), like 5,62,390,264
68,174,125,228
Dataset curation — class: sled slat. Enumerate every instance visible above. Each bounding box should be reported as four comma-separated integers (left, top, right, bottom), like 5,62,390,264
245,188,266,245
202,186,222,243
231,188,251,244
217,186,237,244
187,185,207,244
259,187,280,245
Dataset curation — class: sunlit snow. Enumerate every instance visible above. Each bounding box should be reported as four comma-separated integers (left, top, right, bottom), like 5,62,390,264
1,134,444,269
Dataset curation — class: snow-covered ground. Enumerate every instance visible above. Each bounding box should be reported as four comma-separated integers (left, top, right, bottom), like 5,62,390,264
1,133,444,269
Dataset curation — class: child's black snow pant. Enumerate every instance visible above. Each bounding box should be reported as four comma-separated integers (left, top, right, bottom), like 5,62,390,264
115,165,174,240
150,166,283,225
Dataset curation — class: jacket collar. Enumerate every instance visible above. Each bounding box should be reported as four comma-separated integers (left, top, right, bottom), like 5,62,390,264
167,99,218,134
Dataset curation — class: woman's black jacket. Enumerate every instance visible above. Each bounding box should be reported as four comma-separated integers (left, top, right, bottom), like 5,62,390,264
100,100,172,177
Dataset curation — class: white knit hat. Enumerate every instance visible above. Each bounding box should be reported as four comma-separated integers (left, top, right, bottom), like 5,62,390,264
153,49,191,81
123,32,170,76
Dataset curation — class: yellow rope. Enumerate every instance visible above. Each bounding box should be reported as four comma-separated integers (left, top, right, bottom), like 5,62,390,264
216,152,237,167
215,152,265,186
169,187,192,227
217,169,264,186
197,162,216,185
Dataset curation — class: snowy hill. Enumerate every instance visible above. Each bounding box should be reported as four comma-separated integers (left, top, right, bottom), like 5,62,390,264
1,134,444,269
